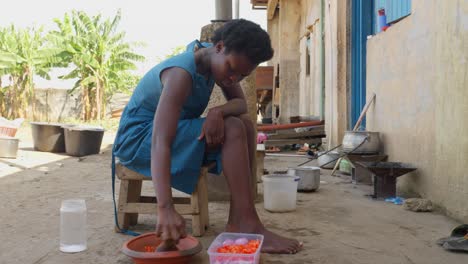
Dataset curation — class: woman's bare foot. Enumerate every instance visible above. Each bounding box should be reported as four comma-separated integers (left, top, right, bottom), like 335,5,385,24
226,223,303,254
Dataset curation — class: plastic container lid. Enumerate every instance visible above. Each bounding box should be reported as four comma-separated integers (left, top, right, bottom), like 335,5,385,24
262,174,299,182
61,199,86,211
62,125,105,132
30,121,65,127
0,136,19,141
293,166,320,171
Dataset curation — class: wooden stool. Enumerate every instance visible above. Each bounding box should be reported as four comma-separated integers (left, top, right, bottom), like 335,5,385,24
115,162,212,237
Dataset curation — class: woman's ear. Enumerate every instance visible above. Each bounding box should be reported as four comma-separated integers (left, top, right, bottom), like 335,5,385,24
215,41,224,53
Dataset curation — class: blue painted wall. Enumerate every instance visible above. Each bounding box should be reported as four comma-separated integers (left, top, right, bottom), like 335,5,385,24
374,0,412,33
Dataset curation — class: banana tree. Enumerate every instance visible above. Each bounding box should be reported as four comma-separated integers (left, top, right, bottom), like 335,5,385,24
0,25,63,119
50,10,144,120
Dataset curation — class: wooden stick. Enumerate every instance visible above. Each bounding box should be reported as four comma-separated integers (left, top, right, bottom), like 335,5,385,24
331,93,376,176
353,93,376,131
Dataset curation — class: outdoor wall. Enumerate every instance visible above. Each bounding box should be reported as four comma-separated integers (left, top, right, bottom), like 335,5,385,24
269,0,349,147
366,0,468,222
34,88,81,122
267,13,280,68
335,0,350,144
277,0,302,123
323,0,350,147
268,10,280,120
298,0,321,119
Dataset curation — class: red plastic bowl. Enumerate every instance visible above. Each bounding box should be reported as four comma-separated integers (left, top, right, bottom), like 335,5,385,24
122,233,202,264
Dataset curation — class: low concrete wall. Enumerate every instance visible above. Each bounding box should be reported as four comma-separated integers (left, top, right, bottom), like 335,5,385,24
33,89,130,122
366,0,468,222
34,88,81,122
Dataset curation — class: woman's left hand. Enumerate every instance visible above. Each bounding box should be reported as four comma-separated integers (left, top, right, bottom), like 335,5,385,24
198,108,224,148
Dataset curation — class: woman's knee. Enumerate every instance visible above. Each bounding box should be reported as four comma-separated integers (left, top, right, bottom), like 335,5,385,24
224,116,246,141
238,114,254,139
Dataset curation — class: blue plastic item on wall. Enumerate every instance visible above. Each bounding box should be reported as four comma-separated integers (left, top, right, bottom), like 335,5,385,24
374,0,412,33
378,8,388,30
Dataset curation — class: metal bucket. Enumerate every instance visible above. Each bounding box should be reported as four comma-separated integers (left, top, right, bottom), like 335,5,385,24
288,166,321,192
0,136,19,158
342,131,380,154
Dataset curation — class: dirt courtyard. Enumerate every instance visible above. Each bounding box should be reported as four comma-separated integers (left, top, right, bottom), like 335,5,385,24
0,127,466,264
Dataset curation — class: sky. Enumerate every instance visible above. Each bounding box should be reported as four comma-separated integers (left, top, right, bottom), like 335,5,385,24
0,0,266,88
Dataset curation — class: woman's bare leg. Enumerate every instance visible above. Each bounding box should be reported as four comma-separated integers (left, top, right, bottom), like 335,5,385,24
221,116,302,254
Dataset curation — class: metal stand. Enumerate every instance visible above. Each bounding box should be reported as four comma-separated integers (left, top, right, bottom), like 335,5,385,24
357,162,417,199
347,154,388,184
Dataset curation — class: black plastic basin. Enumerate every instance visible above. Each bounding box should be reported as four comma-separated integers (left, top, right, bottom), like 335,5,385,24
63,126,105,157
30,122,66,153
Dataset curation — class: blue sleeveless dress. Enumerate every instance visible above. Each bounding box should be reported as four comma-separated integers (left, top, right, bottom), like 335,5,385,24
113,40,222,194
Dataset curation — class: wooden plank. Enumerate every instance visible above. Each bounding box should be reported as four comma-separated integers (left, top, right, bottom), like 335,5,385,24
266,153,310,158
258,120,324,132
139,196,191,205
120,203,195,215
267,130,326,140
265,138,322,147
117,179,131,230
191,181,200,213
267,0,279,20
116,163,149,180
127,180,142,226
117,163,216,180
274,125,325,134
199,172,209,229
192,172,209,237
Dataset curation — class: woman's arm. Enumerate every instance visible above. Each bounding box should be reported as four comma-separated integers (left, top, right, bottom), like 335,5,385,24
151,67,192,242
214,82,247,117
198,82,248,147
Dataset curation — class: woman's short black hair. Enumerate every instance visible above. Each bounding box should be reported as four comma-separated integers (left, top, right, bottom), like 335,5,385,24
212,19,274,65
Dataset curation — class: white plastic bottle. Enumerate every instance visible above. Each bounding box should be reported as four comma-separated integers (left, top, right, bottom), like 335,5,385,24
60,199,87,253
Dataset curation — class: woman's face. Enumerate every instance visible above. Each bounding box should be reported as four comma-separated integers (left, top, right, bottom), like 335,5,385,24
211,42,257,87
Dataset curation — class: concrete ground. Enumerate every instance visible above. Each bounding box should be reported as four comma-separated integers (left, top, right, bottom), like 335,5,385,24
0,126,466,264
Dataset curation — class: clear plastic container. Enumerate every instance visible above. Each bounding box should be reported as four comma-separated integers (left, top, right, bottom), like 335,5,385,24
262,174,299,212
208,232,264,264
60,199,87,253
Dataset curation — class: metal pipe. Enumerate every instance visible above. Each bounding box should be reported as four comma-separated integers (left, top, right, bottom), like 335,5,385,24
235,0,239,19
320,0,325,121
214,0,232,22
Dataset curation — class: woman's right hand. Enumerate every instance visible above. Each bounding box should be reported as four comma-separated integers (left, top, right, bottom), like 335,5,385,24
156,206,187,244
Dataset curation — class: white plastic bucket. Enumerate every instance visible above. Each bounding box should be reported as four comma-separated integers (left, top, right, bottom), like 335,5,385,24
262,175,299,212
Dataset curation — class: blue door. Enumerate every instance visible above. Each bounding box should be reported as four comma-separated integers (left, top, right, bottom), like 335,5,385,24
351,0,374,129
